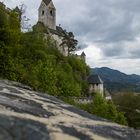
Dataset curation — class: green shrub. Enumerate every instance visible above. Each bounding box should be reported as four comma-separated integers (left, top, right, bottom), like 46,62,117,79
79,94,128,125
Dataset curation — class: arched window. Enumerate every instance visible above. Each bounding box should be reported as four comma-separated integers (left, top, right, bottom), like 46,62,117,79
42,10,44,16
50,10,53,16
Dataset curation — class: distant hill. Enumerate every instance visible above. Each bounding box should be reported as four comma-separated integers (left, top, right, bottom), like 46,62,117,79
91,67,140,94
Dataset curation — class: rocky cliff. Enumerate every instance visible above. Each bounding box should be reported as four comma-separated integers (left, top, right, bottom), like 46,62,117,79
0,80,139,140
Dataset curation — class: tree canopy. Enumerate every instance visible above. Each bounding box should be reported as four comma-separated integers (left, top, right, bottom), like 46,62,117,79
60,31,78,55
113,93,140,128
78,94,128,125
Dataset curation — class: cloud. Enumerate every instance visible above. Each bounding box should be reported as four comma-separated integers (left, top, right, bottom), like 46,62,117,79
55,0,140,41
55,0,140,56
77,44,88,50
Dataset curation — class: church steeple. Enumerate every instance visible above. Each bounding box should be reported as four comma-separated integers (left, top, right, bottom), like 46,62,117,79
38,0,56,30
43,0,52,6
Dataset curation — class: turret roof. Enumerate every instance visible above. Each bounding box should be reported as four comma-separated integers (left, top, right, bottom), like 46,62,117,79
87,75,103,84
81,51,86,56
43,0,51,6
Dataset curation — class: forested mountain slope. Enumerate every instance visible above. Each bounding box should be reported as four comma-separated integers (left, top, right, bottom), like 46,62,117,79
92,67,140,94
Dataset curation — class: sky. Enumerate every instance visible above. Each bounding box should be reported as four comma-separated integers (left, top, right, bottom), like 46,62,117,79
2,0,140,75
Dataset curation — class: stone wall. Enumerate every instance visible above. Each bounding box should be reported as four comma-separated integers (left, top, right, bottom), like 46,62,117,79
44,33,68,56
51,34,68,56
89,84,104,96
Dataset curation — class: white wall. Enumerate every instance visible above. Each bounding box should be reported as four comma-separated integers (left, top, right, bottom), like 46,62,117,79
89,84,104,96
51,34,68,56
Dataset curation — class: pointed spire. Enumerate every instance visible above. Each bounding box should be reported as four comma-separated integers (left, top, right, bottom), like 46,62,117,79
43,0,52,6
81,51,86,56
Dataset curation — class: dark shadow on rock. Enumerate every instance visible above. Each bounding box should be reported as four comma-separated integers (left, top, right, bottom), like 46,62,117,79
0,86,24,94
58,125,93,140
0,80,32,90
0,94,54,118
0,115,50,140
79,124,140,140
36,93,64,104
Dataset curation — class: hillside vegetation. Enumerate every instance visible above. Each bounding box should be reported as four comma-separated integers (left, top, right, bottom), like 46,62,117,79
113,93,140,128
0,5,89,97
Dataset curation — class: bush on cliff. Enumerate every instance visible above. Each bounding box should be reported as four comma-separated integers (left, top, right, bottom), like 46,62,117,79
113,93,140,128
78,94,128,125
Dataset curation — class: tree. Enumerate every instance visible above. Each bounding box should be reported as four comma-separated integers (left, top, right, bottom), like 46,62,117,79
0,5,21,80
0,5,8,28
60,31,78,55
113,93,140,128
79,94,127,125
16,4,31,31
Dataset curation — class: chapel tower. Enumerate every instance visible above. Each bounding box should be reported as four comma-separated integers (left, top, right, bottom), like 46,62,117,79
38,0,56,30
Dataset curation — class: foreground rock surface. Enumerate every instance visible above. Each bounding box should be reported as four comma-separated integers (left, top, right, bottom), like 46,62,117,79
0,80,139,140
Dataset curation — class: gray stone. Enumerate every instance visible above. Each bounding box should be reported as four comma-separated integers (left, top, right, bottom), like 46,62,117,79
0,80,139,140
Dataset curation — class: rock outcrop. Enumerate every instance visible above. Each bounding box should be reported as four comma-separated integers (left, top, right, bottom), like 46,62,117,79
0,80,139,140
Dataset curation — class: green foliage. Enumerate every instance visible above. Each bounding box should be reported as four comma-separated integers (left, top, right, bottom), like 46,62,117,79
33,22,48,33
29,61,58,95
79,94,128,125
56,68,81,96
0,7,89,97
60,32,78,55
0,7,8,28
9,11,20,30
113,93,140,128
67,56,90,95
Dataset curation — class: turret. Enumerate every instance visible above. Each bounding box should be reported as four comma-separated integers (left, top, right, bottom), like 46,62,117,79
38,0,56,30
81,51,86,62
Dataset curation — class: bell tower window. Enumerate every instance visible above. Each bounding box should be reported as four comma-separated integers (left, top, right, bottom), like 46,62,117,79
42,10,44,16
50,10,53,16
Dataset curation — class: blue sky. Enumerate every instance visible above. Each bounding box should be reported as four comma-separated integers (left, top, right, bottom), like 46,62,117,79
3,0,140,75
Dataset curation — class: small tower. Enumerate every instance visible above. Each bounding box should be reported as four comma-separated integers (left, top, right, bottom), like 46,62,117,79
14,6,22,22
81,51,86,62
0,2,6,8
38,0,56,30
87,75,104,97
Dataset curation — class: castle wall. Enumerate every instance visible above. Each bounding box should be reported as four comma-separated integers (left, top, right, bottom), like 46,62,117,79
89,84,104,96
52,34,68,56
44,33,68,56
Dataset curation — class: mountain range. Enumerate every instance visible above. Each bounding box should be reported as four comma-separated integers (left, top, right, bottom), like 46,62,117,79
91,67,140,94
